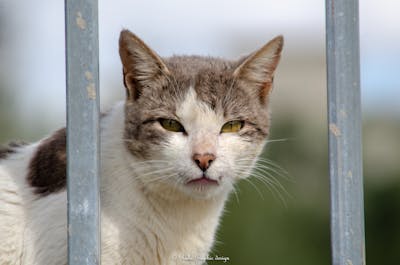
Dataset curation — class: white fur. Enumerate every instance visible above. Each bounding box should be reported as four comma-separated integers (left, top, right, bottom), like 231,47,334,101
0,88,264,264
0,143,68,264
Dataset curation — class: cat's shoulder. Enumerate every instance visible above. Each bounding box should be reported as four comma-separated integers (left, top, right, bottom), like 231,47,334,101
0,105,120,198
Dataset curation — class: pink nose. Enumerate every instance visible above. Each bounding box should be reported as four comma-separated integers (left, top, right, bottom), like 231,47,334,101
192,153,216,172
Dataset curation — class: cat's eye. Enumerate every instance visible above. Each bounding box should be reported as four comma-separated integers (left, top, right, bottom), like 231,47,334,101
220,120,244,133
159,118,185,133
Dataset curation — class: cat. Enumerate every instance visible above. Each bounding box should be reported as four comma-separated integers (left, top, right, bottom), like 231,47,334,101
0,29,283,265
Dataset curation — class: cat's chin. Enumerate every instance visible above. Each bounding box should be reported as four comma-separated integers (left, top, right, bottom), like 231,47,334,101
181,186,227,200
178,176,232,200
186,175,219,186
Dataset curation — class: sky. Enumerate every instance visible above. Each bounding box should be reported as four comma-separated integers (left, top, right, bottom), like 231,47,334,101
0,0,399,132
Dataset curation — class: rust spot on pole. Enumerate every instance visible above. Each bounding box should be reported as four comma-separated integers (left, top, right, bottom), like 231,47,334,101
76,12,87,30
86,83,96,100
85,71,93,81
329,123,341,137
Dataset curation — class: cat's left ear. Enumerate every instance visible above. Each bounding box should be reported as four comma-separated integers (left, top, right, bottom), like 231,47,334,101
119,30,170,101
233,36,283,104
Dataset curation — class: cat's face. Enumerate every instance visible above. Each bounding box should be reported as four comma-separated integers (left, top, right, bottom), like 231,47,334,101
119,30,283,200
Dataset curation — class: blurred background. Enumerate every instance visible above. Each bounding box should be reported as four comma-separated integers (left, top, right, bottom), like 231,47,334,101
0,0,399,264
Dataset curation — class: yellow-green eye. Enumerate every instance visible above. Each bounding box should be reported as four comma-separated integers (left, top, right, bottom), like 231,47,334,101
159,119,185,133
220,120,244,133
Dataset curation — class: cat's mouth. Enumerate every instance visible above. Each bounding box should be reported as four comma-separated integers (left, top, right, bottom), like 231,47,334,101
186,174,219,186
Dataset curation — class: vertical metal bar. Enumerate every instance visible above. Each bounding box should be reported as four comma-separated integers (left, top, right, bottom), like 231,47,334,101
65,0,100,264
326,0,366,265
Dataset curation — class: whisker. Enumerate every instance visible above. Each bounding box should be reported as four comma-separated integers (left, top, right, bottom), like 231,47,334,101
238,164,290,197
253,167,291,195
241,178,265,200
143,172,177,184
236,157,291,181
238,157,288,172
233,188,240,204
235,161,291,206
256,157,289,173
130,160,172,165
251,172,289,207
237,168,288,206
171,177,183,195
231,183,240,205
265,138,292,143
138,167,175,178
129,162,173,173
253,163,291,182
250,174,283,203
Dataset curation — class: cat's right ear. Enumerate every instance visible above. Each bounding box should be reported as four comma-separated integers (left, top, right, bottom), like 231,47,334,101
233,36,283,105
119,30,170,101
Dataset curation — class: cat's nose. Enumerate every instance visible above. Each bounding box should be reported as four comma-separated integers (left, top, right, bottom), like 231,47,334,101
192,153,216,172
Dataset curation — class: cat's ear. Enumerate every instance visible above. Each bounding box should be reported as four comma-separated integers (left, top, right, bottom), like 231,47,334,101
233,35,283,104
119,30,170,101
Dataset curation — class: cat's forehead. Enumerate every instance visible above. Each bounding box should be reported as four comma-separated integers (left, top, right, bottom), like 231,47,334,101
165,55,235,78
176,87,223,131
133,55,266,125
165,55,239,111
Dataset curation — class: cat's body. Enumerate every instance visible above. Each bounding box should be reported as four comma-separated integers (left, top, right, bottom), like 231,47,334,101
0,30,283,265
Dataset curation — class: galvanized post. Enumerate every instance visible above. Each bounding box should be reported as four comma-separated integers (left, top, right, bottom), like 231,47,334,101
65,0,100,264
325,0,366,265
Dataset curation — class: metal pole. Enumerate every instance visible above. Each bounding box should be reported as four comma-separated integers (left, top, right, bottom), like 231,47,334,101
325,0,366,265
65,0,100,264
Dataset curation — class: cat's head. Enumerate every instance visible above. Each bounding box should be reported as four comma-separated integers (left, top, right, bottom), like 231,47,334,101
119,30,283,200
